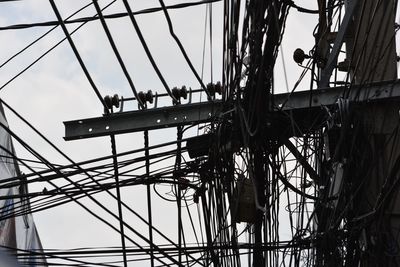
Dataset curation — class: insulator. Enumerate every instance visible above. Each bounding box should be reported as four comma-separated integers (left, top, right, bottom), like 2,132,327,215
172,86,189,101
215,82,222,95
172,87,180,100
104,95,113,109
293,48,307,64
138,91,146,105
112,94,120,108
207,83,215,96
180,86,188,99
146,90,154,104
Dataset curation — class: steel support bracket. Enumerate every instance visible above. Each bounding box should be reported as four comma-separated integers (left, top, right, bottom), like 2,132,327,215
274,79,400,111
64,101,222,140
64,80,400,140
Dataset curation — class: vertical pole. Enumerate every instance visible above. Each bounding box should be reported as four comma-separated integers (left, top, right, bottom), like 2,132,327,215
347,0,397,84
345,0,398,265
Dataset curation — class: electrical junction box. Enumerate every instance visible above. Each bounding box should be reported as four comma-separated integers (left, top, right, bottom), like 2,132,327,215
233,178,256,223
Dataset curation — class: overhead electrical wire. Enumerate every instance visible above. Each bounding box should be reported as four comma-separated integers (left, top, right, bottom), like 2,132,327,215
0,0,223,31
0,0,118,91
157,0,212,99
0,2,93,70
0,119,182,266
2,0,390,266
0,140,198,266
91,0,145,108
48,0,109,112
0,97,207,265
120,0,185,103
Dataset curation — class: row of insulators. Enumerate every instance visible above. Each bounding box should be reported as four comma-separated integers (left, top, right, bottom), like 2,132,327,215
104,82,223,109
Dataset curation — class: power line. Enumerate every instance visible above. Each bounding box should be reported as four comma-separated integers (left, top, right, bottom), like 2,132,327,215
48,0,109,111
158,0,212,99
92,0,144,108
0,0,222,31
121,0,178,103
0,0,118,91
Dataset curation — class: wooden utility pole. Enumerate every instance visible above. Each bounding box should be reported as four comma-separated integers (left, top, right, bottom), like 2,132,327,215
346,0,399,265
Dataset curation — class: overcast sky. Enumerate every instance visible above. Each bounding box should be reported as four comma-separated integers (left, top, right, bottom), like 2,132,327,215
0,0,336,263
0,1,398,266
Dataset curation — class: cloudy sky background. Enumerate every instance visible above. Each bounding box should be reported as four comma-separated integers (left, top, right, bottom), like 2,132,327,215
0,0,398,265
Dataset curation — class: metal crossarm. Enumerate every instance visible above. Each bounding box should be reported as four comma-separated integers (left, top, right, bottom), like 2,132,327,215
64,101,222,140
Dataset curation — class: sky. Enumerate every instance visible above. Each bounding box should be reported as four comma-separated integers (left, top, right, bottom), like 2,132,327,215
0,0,398,266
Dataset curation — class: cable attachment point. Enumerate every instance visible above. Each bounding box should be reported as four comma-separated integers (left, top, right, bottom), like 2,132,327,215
172,86,189,103
138,90,154,105
104,94,120,112
293,48,311,64
206,82,222,98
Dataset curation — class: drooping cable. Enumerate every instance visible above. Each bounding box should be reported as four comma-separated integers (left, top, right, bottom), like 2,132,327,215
0,2,93,70
0,0,223,31
121,0,178,103
0,0,118,91
48,0,109,112
91,0,145,108
157,0,212,99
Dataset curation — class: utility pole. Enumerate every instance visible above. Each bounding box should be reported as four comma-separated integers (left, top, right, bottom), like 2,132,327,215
345,0,399,265
312,0,399,265
62,1,399,265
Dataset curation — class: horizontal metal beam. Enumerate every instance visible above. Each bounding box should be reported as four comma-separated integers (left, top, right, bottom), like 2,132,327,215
64,80,400,140
64,101,222,140
274,79,400,111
